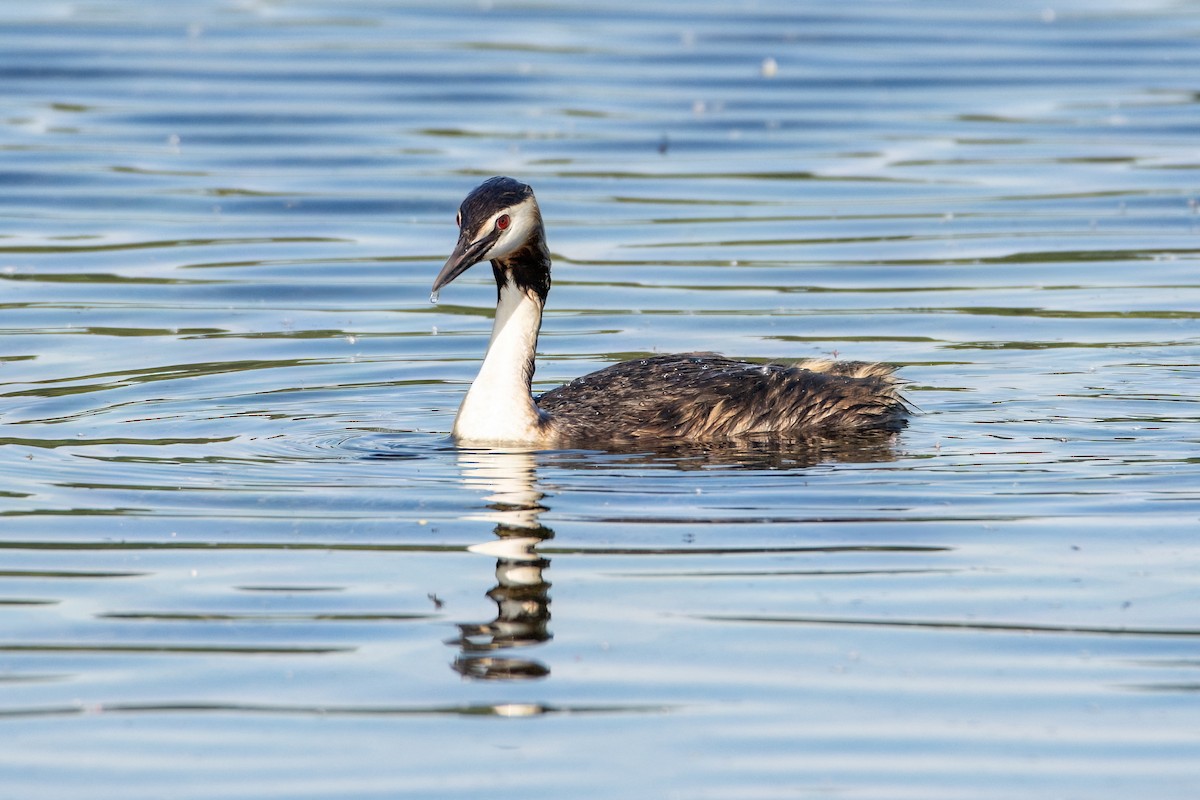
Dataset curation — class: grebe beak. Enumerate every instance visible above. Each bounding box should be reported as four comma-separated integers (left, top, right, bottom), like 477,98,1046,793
432,226,501,293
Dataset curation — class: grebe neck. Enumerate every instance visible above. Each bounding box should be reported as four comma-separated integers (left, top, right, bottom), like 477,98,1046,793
451,267,548,445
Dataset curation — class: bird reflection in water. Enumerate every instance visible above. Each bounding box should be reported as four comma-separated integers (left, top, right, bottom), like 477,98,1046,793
449,449,553,681
442,433,905,681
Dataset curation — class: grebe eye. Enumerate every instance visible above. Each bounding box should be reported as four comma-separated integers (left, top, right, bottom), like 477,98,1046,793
455,211,461,227
496,214,511,231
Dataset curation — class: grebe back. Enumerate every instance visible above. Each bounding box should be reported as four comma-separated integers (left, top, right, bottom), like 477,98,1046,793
431,176,908,446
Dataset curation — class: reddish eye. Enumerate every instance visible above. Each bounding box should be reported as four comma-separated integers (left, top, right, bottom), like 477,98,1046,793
496,214,511,231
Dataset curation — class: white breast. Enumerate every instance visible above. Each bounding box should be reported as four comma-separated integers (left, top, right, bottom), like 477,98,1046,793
451,278,546,445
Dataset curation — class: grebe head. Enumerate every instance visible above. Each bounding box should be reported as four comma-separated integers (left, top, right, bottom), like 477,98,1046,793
433,176,544,293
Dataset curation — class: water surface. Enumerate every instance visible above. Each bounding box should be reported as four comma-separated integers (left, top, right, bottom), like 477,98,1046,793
1,1,1198,798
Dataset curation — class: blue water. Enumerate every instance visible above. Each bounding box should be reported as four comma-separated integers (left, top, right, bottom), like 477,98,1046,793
1,1,1198,798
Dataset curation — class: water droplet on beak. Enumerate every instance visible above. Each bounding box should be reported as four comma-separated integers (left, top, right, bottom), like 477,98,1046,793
429,290,440,304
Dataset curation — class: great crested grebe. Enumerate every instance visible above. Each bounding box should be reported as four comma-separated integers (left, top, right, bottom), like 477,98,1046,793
431,176,908,446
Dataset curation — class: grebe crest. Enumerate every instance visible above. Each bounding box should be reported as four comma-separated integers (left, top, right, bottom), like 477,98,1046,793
432,176,909,447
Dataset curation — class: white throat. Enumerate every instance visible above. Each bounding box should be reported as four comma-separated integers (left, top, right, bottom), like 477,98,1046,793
452,275,546,445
